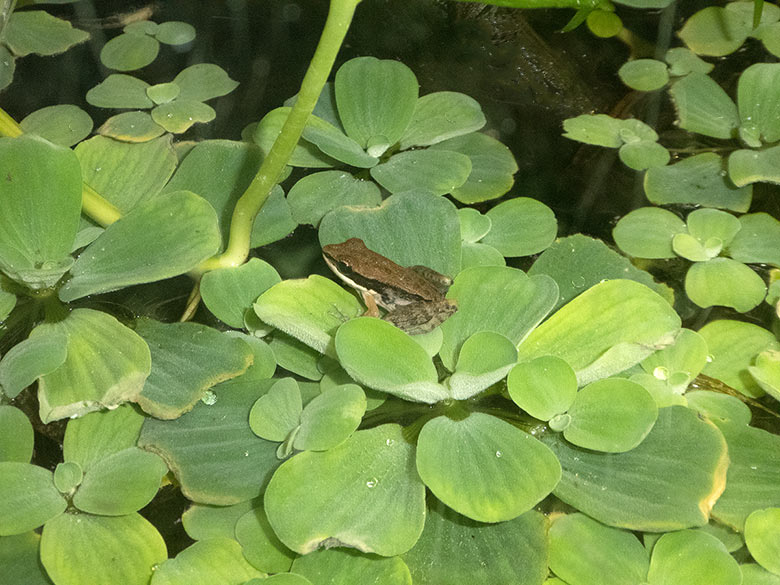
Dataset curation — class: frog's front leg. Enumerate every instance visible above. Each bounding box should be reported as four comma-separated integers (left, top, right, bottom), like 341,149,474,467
359,290,382,317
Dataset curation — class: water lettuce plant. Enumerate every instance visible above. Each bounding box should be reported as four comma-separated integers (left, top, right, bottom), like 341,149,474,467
1,1,780,584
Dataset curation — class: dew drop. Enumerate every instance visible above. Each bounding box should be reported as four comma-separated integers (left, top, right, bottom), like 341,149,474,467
201,390,217,405
385,438,395,446
366,478,378,488
495,450,503,458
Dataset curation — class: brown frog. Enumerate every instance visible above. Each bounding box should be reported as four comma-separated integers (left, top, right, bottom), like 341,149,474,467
322,238,457,335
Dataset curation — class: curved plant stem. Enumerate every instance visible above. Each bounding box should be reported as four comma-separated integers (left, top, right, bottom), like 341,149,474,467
194,0,361,275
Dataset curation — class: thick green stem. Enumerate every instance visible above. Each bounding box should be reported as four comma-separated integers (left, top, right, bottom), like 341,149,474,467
195,0,361,274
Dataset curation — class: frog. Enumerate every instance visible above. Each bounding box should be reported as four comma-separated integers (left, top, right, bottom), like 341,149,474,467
322,238,457,335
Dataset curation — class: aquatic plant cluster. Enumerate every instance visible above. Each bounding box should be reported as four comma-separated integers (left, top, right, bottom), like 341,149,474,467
1,1,780,584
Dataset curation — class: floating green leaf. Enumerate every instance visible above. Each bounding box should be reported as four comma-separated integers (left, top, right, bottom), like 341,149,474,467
700,319,780,398
517,280,680,385
293,548,411,585
295,384,366,451
335,57,419,153
200,258,281,329
301,114,378,168
664,47,714,76
0,406,34,464
544,406,728,531
268,333,324,381
448,331,517,400
644,153,751,212
265,424,426,556
508,356,578,421
400,91,486,149
75,134,176,212
0,332,67,399
549,513,648,585
0,46,16,91
86,74,154,109
403,501,548,585
529,234,672,310
134,319,253,419
149,538,263,585
0,135,81,288
4,10,89,57
173,63,239,102
254,275,362,355
685,257,766,312
249,378,302,443
729,145,780,187
235,504,296,573
0,532,50,585
98,111,166,142
458,208,492,243
564,377,658,453
287,171,381,227
416,413,561,522
20,104,92,147
370,149,472,196
613,207,684,259
41,513,167,585
647,530,741,585
562,114,624,148
439,266,558,371
711,419,780,531
679,6,752,57
480,197,556,257
53,461,82,494
154,21,196,45
0,463,66,535
100,32,159,71
431,132,518,203
34,309,151,423
151,99,216,133
139,379,280,504
60,191,221,302
669,73,739,139
72,447,167,515
618,59,669,91
335,318,447,403
729,213,780,267
181,498,260,541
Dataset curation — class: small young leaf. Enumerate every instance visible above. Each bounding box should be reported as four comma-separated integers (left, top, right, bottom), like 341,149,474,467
613,207,684,259
563,114,623,148
86,74,154,109
98,111,166,143
249,378,303,443
449,331,517,400
0,332,68,399
173,63,239,102
100,32,159,71
564,377,658,453
648,530,741,585
678,6,752,57
618,59,669,91
295,384,366,451
729,145,780,187
151,99,216,133
507,355,578,421
154,21,196,45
